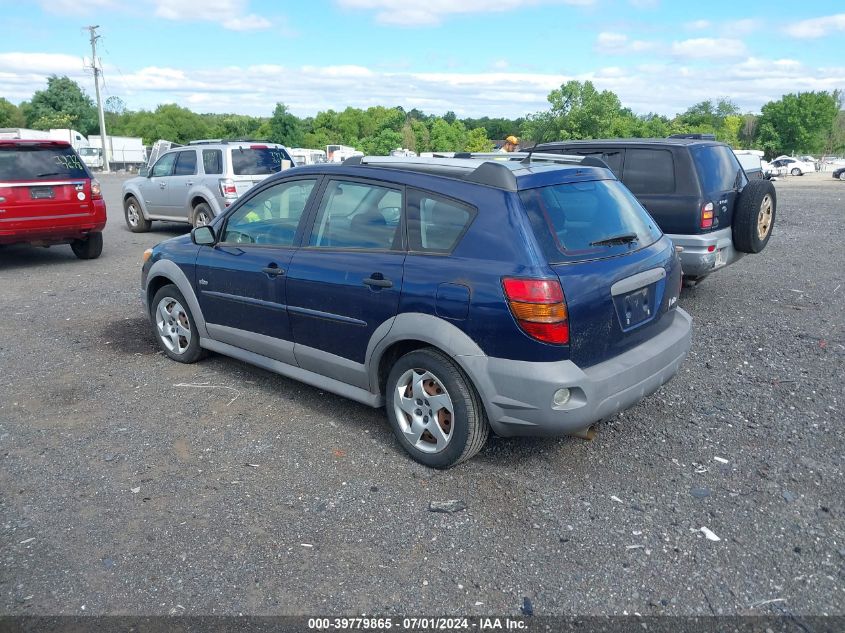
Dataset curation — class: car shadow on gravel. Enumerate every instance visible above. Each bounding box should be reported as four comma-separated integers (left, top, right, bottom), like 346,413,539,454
107,315,159,356
0,243,81,269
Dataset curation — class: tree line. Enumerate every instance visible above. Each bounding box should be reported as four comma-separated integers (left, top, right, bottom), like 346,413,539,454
1,75,842,158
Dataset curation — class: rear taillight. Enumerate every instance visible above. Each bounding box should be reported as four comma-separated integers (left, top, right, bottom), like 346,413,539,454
700,202,714,229
90,179,102,200
219,178,238,199
502,277,569,345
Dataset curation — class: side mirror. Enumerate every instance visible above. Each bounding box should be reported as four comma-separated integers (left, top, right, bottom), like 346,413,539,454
139,166,149,177
191,225,216,246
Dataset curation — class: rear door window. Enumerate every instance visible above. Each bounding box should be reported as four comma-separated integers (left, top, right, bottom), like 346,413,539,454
407,189,475,253
572,149,624,178
308,180,402,250
230,146,293,175
622,149,675,194
691,145,745,193
174,150,197,176
0,144,88,180
519,179,662,263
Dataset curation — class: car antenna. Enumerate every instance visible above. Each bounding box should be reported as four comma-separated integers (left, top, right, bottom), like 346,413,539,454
521,142,541,165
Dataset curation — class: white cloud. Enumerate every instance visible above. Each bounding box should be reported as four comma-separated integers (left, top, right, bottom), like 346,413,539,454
683,17,758,36
629,0,658,8
36,0,114,14
784,13,845,38
152,0,271,31
595,32,657,54
0,52,842,119
684,19,711,30
335,0,594,26
671,38,748,60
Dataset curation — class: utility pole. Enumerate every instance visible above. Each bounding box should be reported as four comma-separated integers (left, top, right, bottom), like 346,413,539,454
86,25,110,173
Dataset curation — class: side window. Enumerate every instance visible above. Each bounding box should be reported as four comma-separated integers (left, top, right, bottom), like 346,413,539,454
151,152,176,178
308,180,401,250
202,149,222,175
407,190,475,253
623,149,675,194
173,150,197,176
222,179,317,246
574,150,624,178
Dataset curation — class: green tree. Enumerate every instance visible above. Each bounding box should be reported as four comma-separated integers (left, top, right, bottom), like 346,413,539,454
465,127,494,152
0,98,25,127
26,75,98,135
429,118,467,151
265,103,303,146
524,80,626,142
756,91,840,156
361,128,403,155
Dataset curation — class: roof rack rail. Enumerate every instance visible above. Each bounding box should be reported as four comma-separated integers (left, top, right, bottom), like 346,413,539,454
449,151,610,170
187,138,276,145
667,133,716,140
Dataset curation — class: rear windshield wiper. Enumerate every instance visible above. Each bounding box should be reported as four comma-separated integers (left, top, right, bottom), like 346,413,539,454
35,172,66,177
590,233,638,247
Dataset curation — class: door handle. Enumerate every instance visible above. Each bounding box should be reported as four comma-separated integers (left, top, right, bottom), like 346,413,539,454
363,275,393,288
186,181,194,186
262,265,285,277
159,183,166,189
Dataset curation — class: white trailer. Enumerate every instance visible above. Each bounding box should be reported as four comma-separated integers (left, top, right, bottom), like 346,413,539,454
88,135,148,171
48,129,89,150
326,144,363,163
0,128,51,140
289,147,327,165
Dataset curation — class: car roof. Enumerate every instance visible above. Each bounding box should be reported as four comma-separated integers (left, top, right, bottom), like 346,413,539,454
286,154,615,192
535,138,727,148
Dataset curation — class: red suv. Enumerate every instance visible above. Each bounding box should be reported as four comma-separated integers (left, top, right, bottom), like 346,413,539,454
0,139,106,259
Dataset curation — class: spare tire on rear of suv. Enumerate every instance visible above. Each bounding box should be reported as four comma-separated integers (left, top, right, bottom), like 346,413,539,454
732,179,776,254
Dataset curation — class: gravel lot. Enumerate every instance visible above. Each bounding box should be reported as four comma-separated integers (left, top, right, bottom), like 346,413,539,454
1,172,843,617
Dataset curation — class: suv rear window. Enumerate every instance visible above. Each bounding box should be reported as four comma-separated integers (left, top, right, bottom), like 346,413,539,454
230,147,293,176
691,145,745,193
520,180,662,263
0,144,88,180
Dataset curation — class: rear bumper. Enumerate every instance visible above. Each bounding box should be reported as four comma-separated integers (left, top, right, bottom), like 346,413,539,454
463,308,692,437
0,200,106,245
667,227,744,278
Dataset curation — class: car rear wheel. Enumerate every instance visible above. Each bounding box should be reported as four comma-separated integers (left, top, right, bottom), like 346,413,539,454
790,168,802,176
124,196,151,233
151,284,205,363
70,231,103,259
386,348,488,468
839,172,845,181
192,202,213,228
732,179,776,254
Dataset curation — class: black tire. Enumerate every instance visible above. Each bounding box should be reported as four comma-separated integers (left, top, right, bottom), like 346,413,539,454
732,179,776,254
385,348,489,468
192,202,213,228
124,195,152,233
70,231,103,259
839,172,845,182
790,167,801,176
150,284,206,363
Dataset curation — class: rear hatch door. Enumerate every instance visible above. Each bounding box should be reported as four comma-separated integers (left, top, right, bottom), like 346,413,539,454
520,178,682,367
0,142,94,228
689,144,745,231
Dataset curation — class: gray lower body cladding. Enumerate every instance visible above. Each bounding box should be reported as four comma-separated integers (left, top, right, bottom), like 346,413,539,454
462,308,692,437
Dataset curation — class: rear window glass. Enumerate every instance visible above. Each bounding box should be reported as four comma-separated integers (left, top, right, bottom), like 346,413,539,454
519,180,662,263
622,148,675,194
0,144,88,180
407,189,475,253
691,145,745,193
230,147,293,175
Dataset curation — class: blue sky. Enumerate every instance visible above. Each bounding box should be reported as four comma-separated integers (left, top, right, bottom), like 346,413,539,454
0,0,842,119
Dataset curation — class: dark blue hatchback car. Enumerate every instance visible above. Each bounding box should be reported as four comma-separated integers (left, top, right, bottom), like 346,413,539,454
141,153,692,467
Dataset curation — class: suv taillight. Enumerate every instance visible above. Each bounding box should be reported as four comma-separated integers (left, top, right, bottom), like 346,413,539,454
700,202,714,229
90,179,102,200
219,178,238,199
502,277,569,345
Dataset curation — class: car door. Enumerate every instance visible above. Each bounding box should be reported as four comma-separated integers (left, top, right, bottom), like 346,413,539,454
195,177,320,365
166,149,198,220
142,151,177,215
286,178,406,387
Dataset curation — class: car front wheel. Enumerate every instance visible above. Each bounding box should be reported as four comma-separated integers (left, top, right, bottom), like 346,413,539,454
192,202,213,228
386,348,488,468
124,196,152,232
150,284,205,363
790,167,802,176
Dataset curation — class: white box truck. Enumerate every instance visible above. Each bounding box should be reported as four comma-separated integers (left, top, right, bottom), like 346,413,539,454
88,135,148,171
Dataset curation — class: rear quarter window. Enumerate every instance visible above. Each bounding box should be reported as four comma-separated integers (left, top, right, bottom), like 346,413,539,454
0,144,88,180
407,189,475,253
519,179,662,263
622,148,675,194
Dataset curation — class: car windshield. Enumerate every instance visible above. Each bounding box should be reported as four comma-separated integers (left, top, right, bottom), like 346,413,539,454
519,179,662,263
0,144,88,180
230,146,293,175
